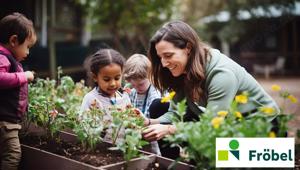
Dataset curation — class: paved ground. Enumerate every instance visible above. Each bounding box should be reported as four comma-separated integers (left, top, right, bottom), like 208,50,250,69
255,76,300,142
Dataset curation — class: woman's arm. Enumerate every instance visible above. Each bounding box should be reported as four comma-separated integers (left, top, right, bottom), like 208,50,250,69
206,69,239,111
143,118,160,126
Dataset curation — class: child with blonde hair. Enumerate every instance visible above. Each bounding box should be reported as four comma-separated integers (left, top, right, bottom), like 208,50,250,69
123,53,161,155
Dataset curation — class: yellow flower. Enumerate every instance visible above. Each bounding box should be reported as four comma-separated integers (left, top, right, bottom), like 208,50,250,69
169,91,176,98
161,91,176,103
259,106,275,115
234,111,242,119
217,111,228,117
211,117,224,129
235,94,248,104
269,131,276,138
287,95,298,103
271,84,281,92
161,97,170,103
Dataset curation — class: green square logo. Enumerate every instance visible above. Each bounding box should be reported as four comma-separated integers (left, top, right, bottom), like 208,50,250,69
218,150,228,161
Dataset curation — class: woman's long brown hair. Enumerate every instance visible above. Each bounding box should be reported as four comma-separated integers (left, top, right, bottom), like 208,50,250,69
148,21,210,102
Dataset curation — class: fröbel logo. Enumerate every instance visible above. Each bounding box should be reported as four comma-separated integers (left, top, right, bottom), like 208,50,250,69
216,138,294,168
218,139,239,161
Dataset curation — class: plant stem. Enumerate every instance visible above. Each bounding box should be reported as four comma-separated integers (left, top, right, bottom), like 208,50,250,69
112,122,123,145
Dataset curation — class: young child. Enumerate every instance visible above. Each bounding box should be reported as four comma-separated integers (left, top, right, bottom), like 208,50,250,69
123,54,161,118
123,54,161,155
0,12,36,170
80,48,131,142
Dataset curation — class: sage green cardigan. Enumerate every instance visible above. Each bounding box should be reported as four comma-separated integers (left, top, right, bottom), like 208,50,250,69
158,49,279,123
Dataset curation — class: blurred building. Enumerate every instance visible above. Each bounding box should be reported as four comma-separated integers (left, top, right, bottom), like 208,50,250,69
0,0,109,81
201,3,300,76
1,1,300,79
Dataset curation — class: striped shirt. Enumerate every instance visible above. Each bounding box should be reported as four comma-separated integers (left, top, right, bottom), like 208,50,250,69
129,85,161,118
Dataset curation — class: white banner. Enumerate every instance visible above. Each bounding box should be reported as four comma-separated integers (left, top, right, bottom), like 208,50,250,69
216,138,294,168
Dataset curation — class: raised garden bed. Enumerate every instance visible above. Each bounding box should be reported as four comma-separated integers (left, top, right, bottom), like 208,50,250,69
20,144,193,170
20,130,194,170
20,131,126,169
102,154,194,170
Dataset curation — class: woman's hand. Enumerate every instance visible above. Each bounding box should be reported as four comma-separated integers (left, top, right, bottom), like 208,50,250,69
142,124,175,141
143,117,160,127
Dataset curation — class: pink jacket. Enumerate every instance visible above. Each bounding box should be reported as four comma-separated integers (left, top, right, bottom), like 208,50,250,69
0,45,28,119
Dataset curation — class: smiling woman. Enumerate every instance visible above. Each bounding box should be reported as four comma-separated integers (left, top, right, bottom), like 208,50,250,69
142,20,280,158
155,40,189,77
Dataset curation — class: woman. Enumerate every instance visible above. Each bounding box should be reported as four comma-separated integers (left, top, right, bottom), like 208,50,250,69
142,20,279,142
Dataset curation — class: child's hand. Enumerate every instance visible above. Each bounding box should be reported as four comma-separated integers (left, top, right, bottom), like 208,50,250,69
123,87,131,94
129,108,156,126
123,83,132,94
25,71,34,82
132,108,143,117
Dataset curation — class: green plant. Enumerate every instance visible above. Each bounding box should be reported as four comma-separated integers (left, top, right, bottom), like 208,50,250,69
28,77,65,139
165,86,296,169
27,67,90,140
72,99,107,152
110,105,148,162
270,84,298,139
27,67,149,162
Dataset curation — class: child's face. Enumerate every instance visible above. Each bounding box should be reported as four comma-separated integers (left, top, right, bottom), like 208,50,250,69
93,63,122,97
11,34,37,61
128,79,150,94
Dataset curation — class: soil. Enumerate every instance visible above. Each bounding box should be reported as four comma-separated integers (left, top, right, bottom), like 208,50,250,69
20,135,124,167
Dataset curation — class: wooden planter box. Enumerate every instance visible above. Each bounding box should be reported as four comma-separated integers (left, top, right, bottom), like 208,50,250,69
20,131,152,170
20,144,104,170
21,144,194,170
20,129,194,170
102,154,194,170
